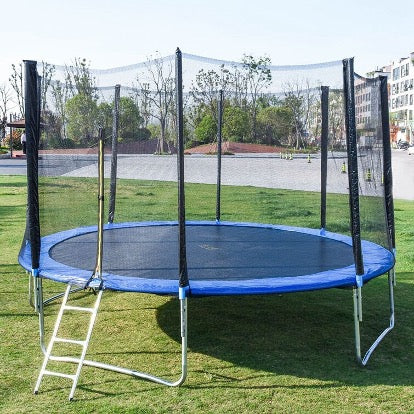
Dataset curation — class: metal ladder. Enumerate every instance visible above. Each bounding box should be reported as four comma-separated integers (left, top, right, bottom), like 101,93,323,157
34,283,103,400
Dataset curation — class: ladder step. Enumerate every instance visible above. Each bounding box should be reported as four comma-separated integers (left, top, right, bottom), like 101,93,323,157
43,370,76,381
54,337,86,346
49,355,81,364
63,305,95,313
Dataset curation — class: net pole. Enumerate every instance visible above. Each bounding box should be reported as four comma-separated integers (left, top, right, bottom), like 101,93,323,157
24,60,41,272
320,86,329,230
343,58,364,279
216,89,224,223
379,76,395,252
91,128,105,285
108,84,120,224
175,48,189,288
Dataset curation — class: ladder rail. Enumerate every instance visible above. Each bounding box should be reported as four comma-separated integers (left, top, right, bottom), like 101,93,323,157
34,284,104,400
69,289,103,400
34,284,72,394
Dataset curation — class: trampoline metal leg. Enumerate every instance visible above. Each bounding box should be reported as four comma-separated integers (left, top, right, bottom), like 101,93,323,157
34,275,47,354
76,295,189,387
353,271,395,366
78,295,188,387
28,271,34,308
43,287,84,306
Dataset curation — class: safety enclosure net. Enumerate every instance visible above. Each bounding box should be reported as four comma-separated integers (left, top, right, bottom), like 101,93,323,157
19,52,394,292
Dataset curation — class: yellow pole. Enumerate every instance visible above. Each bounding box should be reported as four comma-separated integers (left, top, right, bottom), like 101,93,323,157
94,129,105,280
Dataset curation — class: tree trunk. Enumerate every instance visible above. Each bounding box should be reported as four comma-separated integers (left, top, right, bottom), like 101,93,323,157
158,119,166,154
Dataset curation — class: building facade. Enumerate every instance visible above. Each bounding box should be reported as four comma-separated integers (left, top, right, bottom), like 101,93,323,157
389,53,414,144
354,70,386,148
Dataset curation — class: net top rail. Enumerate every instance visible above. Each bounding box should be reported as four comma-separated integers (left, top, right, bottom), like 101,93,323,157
39,52,346,94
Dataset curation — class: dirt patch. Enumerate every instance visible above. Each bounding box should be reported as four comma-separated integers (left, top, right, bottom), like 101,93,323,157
185,142,283,154
38,139,177,155
37,141,281,155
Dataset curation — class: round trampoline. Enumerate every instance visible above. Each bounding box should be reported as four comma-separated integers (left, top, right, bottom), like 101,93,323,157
19,221,394,297
22,54,397,399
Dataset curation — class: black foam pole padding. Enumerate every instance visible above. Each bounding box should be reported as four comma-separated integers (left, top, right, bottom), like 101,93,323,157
216,89,224,222
108,84,120,224
343,58,364,276
379,76,395,250
320,86,329,229
175,48,189,288
24,60,41,270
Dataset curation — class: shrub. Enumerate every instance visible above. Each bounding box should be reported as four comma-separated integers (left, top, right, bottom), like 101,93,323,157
3,130,22,150
223,106,249,142
194,114,217,144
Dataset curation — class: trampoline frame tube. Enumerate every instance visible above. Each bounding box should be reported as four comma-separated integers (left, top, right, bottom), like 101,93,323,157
28,271,83,308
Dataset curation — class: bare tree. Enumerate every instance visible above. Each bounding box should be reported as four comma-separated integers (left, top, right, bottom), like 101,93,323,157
0,83,12,120
241,55,272,139
9,63,24,117
229,65,249,109
65,58,98,99
309,97,321,144
283,80,316,149
0,84,11,140
50,80,71,140
138,54,175,153
40,62,55,113
190,65,232,123
135,83,152,128
328,89,345,147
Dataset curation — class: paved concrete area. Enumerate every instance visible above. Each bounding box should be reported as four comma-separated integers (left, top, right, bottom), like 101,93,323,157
0,150,412,200
389,150,414,200
0,158,27,176
65,153,351,193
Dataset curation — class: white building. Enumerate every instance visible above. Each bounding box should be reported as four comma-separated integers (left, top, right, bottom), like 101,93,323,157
389,52,414,144
354,68,387,148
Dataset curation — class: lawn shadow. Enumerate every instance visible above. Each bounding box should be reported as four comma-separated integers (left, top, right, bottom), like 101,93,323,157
156,274,414,388
0,181,27,188
0,204,27,223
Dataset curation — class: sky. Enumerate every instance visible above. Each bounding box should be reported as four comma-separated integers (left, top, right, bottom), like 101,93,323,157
2,0,414,109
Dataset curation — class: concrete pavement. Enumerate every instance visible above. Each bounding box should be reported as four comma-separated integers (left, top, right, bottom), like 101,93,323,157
0,150,412,200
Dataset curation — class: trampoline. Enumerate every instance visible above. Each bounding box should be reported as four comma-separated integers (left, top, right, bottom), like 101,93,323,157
21,52,396,400
19,221,394,296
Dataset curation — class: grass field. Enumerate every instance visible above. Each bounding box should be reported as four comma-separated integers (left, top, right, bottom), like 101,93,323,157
1,174,413,413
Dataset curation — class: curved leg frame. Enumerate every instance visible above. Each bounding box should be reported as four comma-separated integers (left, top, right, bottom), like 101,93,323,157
29,271,83,309
353,269,395,366
34,278,188,399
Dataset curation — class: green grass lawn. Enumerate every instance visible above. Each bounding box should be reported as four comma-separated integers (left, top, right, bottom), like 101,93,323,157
1,175,413,413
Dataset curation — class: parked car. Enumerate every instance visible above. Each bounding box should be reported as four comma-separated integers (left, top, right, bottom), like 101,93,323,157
408,145,414,155
397,139,410,150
